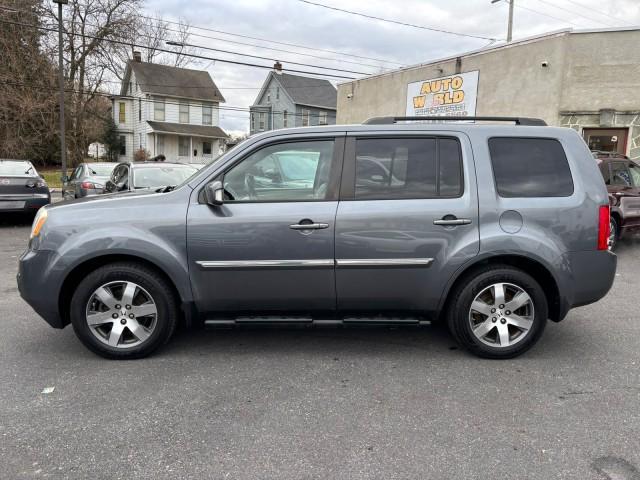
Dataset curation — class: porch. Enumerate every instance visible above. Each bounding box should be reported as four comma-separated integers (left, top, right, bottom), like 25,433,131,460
147,121,228,164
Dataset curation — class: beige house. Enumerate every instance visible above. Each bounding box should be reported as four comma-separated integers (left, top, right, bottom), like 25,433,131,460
337,27,640,160
111,53,228,164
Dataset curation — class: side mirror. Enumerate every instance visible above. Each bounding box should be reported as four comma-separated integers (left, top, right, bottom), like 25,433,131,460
204,180,224,206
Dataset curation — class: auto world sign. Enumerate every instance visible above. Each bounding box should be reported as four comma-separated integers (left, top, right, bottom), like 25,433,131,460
406,70,479,117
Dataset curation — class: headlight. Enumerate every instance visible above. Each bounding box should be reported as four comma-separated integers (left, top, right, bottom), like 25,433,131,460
30,208,48,239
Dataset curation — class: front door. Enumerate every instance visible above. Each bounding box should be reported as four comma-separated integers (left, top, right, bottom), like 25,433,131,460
187,136,344,315
335,133,479,315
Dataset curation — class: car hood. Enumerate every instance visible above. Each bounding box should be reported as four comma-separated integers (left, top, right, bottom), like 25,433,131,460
48,188,156,209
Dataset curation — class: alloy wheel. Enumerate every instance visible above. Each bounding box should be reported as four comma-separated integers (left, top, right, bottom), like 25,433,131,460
468,282,534,348
85,281,157,348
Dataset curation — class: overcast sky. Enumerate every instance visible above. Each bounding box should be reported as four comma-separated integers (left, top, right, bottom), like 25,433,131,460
143,0,640,134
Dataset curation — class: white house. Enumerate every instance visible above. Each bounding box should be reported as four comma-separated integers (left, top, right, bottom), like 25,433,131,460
111,52,228,164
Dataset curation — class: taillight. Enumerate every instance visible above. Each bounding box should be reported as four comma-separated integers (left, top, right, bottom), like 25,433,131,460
598,205,610,251
81,181,102,189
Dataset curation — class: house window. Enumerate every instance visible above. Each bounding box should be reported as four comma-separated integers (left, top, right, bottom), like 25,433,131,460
178,137,189,157
267,92,271,103
179,103,189,123
251,113,256,131
128,82,132,95
202,104,212,125
203,141,212,155
138,98,141,121
157,135,164,154
118,102,126,123
283,110,288,128
276,87,279,100
154,98,165,121
138,133,142,150
302,109,310,127
319,111,328,125
259,112,266,131
119,135,126,156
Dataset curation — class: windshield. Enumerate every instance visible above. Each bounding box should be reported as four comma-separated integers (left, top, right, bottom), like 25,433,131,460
630,162,640,187
133,165,197,188
0,161,34,176
87,163,116,176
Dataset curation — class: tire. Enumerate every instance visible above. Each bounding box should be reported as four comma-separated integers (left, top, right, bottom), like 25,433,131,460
70,262,178,359
447,265,548,359
609,216,618,251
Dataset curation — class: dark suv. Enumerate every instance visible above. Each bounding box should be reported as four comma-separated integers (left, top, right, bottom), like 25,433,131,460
593,151,640,249
18,117,616,359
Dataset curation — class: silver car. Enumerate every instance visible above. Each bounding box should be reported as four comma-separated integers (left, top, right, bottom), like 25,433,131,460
18,116,616,360
62,162,117,199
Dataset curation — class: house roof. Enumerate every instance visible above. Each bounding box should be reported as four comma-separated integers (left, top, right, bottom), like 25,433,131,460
258,72,337,110
122,61,225,102
147,121,228,139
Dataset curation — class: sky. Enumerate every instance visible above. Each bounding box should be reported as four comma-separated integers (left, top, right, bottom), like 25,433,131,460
143,0,640,134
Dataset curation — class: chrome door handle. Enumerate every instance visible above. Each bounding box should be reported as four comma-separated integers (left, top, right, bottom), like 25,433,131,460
433,218,472,226
289,223,329,230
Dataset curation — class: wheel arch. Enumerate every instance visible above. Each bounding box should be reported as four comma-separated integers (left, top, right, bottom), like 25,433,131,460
438,254,563,323
58,253,191,328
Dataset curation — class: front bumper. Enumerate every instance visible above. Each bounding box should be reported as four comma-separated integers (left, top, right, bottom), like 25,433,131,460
17,248,65,328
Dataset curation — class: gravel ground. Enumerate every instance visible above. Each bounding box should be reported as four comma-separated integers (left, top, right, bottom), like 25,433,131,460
0,216,638,480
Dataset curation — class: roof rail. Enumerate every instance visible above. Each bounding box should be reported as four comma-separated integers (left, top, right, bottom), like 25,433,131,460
363,116,548,126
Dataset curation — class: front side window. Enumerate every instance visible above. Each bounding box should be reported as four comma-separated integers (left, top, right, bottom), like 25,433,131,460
488,137,574,197
178,137,189,157
179,103,189,123
154,99,165,121
223,140,335,202
202,104,212,125
302,109,310,127
118,102,126,123
354,137,463,200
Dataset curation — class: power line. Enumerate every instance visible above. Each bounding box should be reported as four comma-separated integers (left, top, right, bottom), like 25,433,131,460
3,3,394,71
531,0,619,27
508,1,584,27
296,0,499,41
0,18,358,80
561,0,636,27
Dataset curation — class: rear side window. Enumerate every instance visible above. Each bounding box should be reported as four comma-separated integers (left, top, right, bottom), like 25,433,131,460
488,137,574,197
354,137,463,200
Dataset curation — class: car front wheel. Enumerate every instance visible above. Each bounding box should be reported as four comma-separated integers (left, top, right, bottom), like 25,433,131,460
70,262,178,359
447,266,548,359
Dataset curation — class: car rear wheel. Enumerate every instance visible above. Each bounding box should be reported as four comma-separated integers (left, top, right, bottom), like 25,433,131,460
447,266,548,359
70,262,178,359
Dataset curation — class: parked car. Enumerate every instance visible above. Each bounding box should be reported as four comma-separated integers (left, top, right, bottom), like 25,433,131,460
104,160,198,194
63,162,117,199
0,159,50,215
593,151,640,249
18,116,616,360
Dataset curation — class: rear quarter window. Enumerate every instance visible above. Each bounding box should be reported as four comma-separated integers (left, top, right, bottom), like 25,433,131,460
488,137,574,197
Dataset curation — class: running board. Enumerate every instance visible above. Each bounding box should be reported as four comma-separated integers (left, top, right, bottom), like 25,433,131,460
204,316,430,327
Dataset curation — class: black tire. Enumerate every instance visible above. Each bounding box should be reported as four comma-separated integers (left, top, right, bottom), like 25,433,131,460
446,265,548,359
609,216,618,250
70,262,178,359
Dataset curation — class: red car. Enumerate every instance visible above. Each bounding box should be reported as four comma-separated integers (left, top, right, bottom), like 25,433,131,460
594,151,640,249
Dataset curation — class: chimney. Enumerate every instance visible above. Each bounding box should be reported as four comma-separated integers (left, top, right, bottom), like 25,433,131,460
133,51,142,63
273,61,283,74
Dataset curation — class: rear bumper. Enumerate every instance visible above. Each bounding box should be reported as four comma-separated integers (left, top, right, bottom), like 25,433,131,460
566,250,617,310
0,193,50,212
17,248,64,328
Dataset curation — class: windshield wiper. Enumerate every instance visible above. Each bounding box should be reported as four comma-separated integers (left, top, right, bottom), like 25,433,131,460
155,185,177,193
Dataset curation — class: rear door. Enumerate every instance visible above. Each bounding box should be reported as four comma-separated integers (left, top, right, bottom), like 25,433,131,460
334,132,479,315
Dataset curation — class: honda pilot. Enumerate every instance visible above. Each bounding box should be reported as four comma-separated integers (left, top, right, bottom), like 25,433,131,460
17,116,616,359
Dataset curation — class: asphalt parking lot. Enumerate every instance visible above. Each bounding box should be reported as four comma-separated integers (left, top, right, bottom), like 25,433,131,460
0,215,639,480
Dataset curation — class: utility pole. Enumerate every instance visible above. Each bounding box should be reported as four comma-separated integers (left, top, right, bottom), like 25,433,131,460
492,0,514,42
53,0,68,195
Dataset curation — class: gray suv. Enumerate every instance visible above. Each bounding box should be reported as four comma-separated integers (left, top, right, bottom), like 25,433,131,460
17,117,616,359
